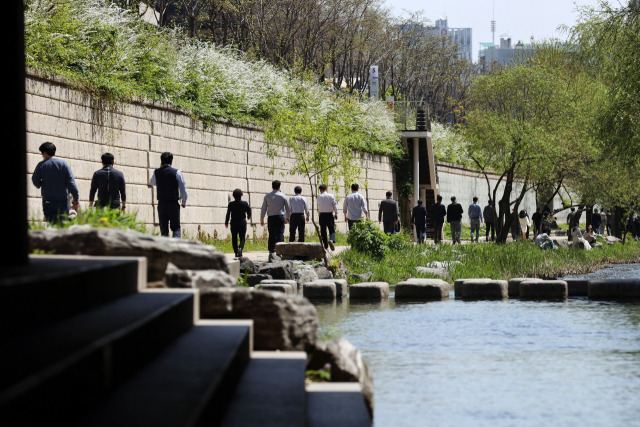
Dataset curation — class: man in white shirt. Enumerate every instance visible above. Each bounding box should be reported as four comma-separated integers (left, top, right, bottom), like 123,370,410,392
260,180,291,254
317,184,338,250
288,186,310,242
343,183,369,230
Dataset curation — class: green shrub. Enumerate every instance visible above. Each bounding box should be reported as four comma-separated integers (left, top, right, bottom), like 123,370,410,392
347,220,387,259
386,231,412,252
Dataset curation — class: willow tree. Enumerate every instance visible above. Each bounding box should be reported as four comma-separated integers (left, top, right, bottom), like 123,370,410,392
463,61,598,243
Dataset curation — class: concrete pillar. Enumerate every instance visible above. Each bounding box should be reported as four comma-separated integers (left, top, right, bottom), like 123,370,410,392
3,2,27,266
413,138,419,242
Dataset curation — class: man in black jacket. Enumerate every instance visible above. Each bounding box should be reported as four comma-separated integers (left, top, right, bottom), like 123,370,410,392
411,199,428,243
430,195,447,243
89,152,126,210
447,196,464,244
379,191,399,235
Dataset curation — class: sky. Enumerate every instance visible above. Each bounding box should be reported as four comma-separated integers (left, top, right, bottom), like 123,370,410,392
385,0,610,61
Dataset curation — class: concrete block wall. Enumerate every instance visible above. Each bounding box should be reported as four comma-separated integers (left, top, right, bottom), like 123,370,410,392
25,72,396,237
437,162,568,223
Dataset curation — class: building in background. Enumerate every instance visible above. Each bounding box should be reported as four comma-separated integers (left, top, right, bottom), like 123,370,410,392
478,36,533,73
431,18,473,62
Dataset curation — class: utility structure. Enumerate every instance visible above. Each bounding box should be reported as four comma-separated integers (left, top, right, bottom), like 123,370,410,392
398,102,438,240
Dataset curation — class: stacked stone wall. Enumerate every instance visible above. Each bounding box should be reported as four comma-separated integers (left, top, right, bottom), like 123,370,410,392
25,72,395,237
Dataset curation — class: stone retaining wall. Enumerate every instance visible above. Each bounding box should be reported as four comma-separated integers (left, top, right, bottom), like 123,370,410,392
25,71,395,236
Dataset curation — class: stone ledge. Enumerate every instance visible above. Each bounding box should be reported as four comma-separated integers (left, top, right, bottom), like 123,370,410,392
395,279,449,300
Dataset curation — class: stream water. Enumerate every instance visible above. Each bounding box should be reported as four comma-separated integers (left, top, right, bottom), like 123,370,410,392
315,264,640,426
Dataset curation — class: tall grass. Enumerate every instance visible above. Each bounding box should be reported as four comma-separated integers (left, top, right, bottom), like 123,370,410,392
29,206,147,233
337,240,640,284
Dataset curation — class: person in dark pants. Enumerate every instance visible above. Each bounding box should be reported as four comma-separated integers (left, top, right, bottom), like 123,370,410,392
592,208,602,234
288,186,310,242
89,152,126,210
447,196,464,244
532,208,543,238
31,141,80,223
225,189,252,257
483,200,495,241
431,194,447,243
260,180,290,254
317,184,338,250
150,152,188,238
411,199,428,244
379,191,399,235
343,183,369,230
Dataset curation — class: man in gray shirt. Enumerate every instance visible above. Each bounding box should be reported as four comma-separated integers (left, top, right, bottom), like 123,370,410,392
31,142,80,223
343,183,369,230
260,180,291,254
288,186,310,242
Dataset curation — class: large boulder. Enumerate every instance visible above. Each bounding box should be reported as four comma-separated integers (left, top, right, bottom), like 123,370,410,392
307,338,374,417
415,266,450,279
297,268,319,285
29,226,228,281
258,261,295,281
238,258,259,274
275,242,326,260
164,263,236,288
314,266,333,279
200,288,318,351
246,274,272,286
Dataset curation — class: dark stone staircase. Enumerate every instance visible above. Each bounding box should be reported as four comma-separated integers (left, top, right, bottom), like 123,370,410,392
0,255,371,426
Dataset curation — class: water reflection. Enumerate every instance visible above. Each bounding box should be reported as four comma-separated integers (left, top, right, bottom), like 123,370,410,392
316,265,640,427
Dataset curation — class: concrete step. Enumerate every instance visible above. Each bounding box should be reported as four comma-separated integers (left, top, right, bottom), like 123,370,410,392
0,290,196,425
306,383,372,427
0,255,144,336
220,352,307,427
81,321,252,427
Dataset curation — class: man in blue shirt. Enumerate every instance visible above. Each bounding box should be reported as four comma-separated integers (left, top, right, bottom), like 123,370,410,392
468,196,483,243
89,152,126,210
31,142,80,223
150,152,188,238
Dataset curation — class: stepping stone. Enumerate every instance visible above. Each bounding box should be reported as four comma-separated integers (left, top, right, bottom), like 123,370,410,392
257,283,295,294
247,274,272,286
261,279,299,292
349,282,389,300
563,278,589,297
588,279,640,300
507,278,543,298
395,279,449,300
312,279,348,298
303,282,336,299
520,280,568,300
453,278,491,298
456,279,507,300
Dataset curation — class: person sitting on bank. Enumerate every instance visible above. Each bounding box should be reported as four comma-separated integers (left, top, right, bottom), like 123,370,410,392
225,188,252,258
289,186,310,242
411,199,428,244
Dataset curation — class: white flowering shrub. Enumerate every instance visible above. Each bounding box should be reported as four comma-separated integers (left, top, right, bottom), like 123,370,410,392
24,0,399,155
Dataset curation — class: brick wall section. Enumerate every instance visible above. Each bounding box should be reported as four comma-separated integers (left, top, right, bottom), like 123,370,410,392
25,72,395,236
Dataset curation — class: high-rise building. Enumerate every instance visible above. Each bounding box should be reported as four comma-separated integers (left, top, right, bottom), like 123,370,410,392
433,18,473,62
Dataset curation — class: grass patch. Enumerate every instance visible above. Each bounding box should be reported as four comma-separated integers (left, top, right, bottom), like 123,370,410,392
29,206,147,233
194,227,349,253
337,240,640,284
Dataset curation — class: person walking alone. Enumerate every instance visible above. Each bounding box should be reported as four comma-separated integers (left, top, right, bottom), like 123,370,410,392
483,200,495,241
468,197,483,243
260,180,290,256
289,186,309,242
379,191,399,235
431,195,447,243
343,183,369,230
150,152,188,238
447,196,464,244
31,142,80,223
225,189,251,258
411,200,428,244
317,184,338,251
89,152,126,210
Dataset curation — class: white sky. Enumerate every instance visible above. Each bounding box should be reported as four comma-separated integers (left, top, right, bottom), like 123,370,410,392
385,0,611,61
